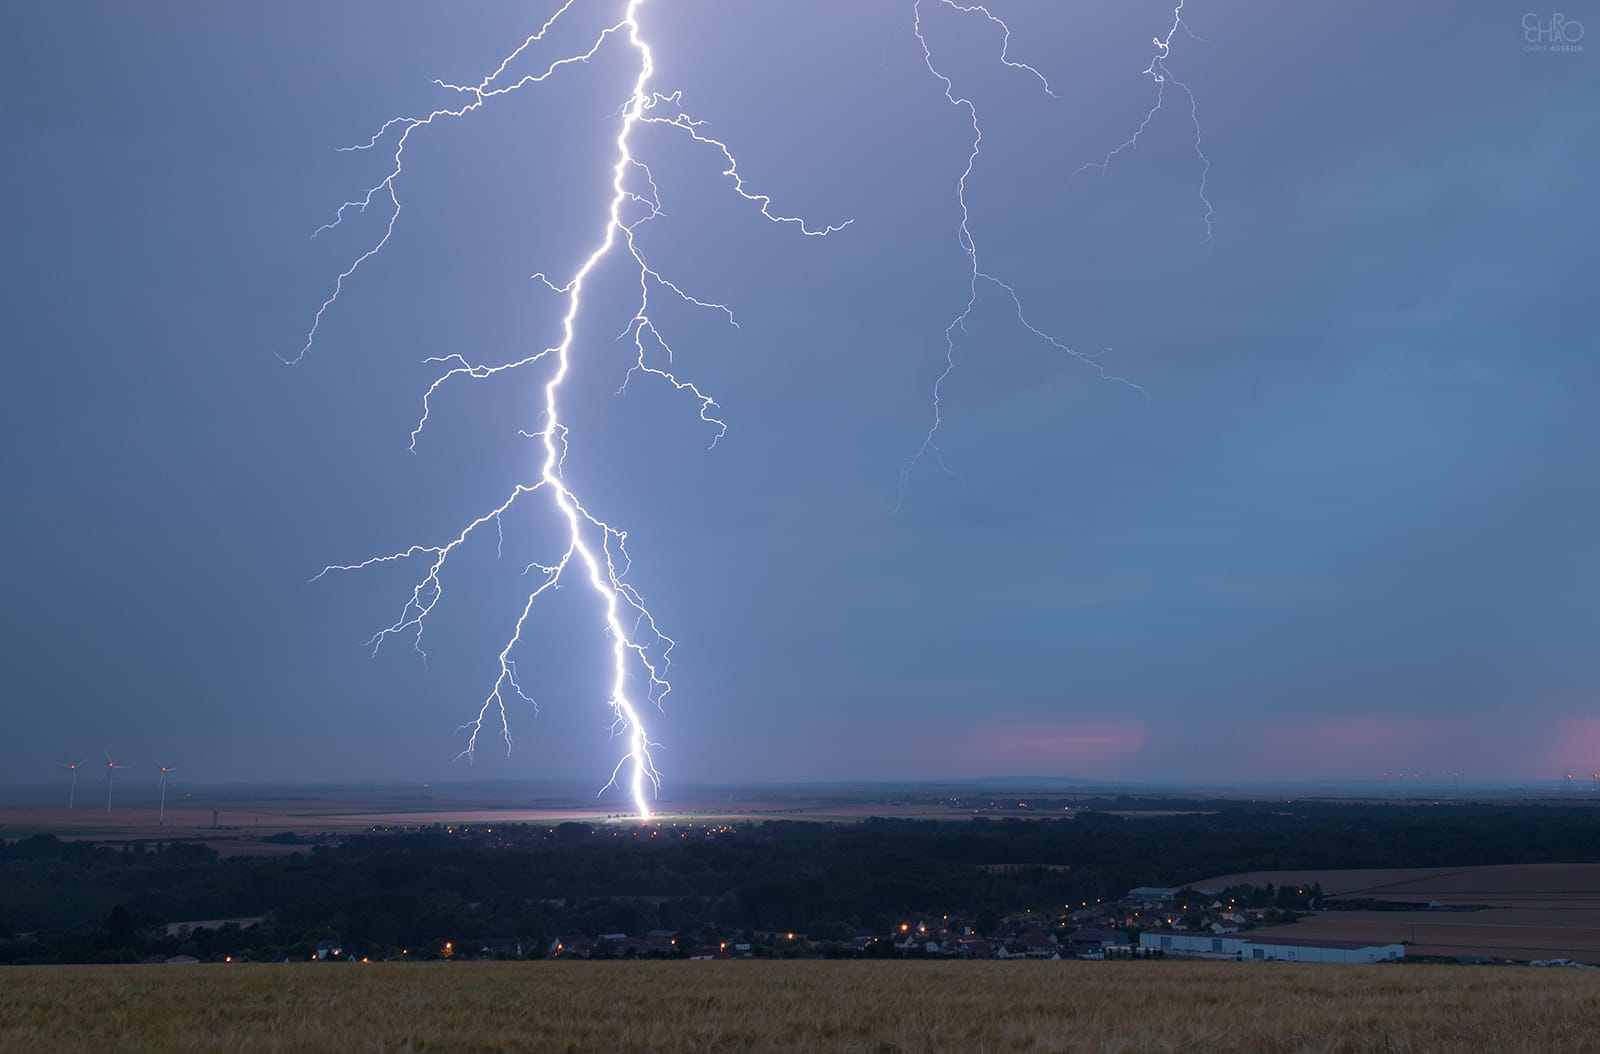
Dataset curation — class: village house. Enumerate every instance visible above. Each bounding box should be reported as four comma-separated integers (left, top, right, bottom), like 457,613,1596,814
1127,886,1182,908
644,929,679,954
1064,927,1131,958
549,935,591,959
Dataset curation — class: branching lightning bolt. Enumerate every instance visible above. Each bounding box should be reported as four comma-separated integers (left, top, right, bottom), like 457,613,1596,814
297,0,846,821
898,0,1213,506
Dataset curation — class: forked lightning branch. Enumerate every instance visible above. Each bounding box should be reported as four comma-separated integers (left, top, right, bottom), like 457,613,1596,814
294,0,1210,821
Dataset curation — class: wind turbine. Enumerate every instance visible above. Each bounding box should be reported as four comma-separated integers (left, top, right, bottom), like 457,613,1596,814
60,760,83,808
103,753,120,813
157,765,176,826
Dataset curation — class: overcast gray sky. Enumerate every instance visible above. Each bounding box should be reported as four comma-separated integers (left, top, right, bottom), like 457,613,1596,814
3,1,1596,799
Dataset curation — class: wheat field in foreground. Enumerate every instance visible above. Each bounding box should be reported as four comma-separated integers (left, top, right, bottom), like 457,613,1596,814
3,960,1597,1053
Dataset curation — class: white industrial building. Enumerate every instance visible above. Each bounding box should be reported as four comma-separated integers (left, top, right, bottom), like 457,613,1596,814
1151,932,1404,964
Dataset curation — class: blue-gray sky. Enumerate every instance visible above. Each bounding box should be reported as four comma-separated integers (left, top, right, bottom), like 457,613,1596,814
3,2,1596,795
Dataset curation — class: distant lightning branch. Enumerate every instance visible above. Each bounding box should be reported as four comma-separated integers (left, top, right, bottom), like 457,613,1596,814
297,0,846,821
1075,0,1213,238
898,0,1211,503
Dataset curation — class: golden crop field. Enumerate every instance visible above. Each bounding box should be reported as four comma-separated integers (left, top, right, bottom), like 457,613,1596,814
3,960,1597,1053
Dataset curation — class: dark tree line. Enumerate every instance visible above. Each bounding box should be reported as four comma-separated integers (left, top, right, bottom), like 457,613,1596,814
4,801,1600,964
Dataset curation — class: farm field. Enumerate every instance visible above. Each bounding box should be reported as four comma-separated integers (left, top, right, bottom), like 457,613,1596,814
4,960,1598,1053
1195,864,1600,900
1196,864,1600,961
0,797,984,854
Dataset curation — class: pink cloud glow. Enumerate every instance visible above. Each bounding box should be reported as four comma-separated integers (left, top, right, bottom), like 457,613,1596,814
1540,718,1600,776
970,721,1148,777
1261,716,1437,754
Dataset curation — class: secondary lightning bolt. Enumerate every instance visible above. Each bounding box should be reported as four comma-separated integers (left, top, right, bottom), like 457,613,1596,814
299,0,846,821
1075,0,1214,240
898,0,1147,504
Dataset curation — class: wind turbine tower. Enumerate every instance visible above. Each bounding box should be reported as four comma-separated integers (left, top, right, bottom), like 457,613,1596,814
103,754,120,814
60,760,83,808
157,765,176,826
